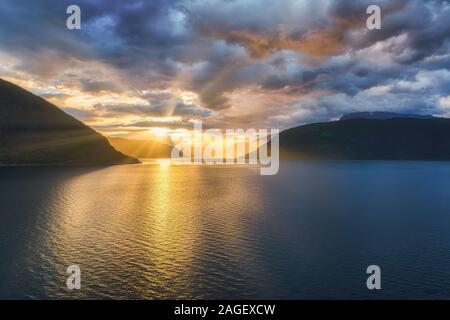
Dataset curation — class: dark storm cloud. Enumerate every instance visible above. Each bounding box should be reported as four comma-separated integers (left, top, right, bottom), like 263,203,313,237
0,0,191,81
92,101,211,118
338,0,450,64
80,79,123,93
1,0,450,128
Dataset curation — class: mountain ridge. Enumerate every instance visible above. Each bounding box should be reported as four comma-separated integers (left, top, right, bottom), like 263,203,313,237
279,116,450,160
340,111,435,121
0,78,139,165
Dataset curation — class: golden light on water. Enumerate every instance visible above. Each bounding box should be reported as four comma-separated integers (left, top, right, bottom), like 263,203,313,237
13,159,266,299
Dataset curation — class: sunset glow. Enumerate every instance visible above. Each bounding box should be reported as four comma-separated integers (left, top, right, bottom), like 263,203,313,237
1,0,449,142
2,0,450,303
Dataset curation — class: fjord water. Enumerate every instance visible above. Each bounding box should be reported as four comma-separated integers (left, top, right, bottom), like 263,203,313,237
1,161,450,299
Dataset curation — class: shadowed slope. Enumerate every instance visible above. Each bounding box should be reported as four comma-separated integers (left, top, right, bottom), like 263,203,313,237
279,117,450,160
0,79,139,165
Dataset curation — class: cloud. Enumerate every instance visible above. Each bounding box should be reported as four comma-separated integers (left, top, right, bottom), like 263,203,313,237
92,101,211,118
0,0,450,135
79,79,124,93
439,96,450,111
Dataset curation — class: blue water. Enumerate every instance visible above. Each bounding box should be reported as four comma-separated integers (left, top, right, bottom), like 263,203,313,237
1,161,450,299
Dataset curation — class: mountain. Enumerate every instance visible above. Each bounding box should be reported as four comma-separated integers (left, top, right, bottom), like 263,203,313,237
108,137,173,159
0,79,139,165
279,117,450,160
340,111,435,121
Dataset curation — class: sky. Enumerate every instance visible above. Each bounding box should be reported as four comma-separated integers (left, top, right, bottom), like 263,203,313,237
0,0,450,138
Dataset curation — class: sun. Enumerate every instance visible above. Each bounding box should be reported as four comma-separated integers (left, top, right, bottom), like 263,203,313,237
157,158,172,168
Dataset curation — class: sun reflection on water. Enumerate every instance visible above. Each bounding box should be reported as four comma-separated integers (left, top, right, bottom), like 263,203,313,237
157,158,172,168
26,162,265,299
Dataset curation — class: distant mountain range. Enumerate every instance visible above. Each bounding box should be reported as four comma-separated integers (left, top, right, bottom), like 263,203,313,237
0,79,138,165
340,111,435,121
2,78,450,164
108,137,173,159
280,115,450,160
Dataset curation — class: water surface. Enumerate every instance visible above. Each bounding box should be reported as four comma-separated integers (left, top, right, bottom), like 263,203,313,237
1,161,450,299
